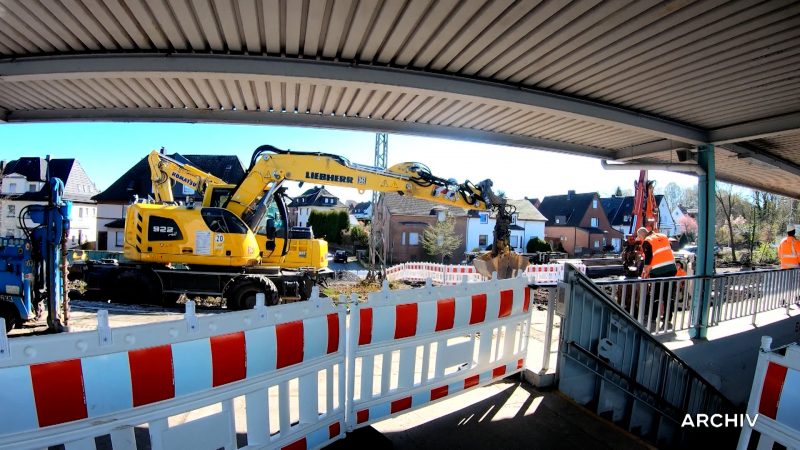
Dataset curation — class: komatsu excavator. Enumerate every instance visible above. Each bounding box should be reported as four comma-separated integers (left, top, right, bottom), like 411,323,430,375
74,145,527,309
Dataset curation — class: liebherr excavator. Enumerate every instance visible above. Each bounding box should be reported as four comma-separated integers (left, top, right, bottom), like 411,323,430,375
74,145,527,309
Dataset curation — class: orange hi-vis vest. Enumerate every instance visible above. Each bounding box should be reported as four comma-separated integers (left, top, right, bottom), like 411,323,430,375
779,236,800,269
645,233,676,271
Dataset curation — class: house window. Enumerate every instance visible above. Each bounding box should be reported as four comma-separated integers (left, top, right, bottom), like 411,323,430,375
78,207,84,218
592,199,598,208
479,213,488,224
401,232,406,245
6,205,14,217
590,217,598,227
182,184,195,195
511,213,517,225
510,236,519,248
409,232,419,246
28,183,37,192
479,235,488,246
115,231,124,246
594,240,600,248
9,182,17,192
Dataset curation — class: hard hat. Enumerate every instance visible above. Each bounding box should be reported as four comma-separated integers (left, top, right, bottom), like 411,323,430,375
789,224,797,233
636,227,648,236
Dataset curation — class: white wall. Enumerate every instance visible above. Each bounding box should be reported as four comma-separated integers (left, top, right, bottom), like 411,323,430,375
97,203,127,250
671,207,685,234
657,198,677,236
466,214,545,252
296,205,347,227
0,198,96,248
1,175,42,195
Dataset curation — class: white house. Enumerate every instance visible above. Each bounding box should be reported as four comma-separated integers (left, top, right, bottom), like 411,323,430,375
1,158,99,248
466,199,547,253
601,194,679,250
671,205,686,233
289,186,348,228
351,201,373,221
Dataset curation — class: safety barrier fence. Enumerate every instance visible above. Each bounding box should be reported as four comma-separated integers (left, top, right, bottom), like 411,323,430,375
558,265,736,448
346,276,530,429
0,293,347,450
385,261,586,286
595,267,800,336
0,275,530,450
738,337,800,449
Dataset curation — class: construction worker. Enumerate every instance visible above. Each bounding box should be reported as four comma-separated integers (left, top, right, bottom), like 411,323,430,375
637,227,678,279
778,224,799,269
638,227,678,328
675,260,687,277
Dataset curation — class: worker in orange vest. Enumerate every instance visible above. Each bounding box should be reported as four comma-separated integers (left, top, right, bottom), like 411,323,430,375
637,227,678,279
778,224,799,269
675,260,687,277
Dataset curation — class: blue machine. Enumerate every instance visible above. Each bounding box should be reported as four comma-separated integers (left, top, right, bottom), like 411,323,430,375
0,175,71,332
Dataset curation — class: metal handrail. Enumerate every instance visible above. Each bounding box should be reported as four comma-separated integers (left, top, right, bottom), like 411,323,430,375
593,268,799,334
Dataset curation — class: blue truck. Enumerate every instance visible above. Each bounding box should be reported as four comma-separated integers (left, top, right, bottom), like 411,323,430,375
0,175,71,332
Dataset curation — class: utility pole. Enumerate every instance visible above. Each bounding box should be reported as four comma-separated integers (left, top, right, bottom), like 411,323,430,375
369,133,388,278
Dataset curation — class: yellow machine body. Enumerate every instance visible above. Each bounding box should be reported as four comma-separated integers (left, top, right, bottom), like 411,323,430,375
123,203,260,267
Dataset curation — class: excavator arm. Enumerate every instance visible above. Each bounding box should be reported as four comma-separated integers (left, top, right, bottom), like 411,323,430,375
148,150,229,203
226,145,527,278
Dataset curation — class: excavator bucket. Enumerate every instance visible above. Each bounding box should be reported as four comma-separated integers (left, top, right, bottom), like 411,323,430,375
473,251,529,280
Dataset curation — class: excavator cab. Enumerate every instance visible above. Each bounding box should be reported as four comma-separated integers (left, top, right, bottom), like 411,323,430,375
123,203,260,266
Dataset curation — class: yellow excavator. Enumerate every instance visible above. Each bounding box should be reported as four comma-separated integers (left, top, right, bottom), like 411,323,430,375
75,145,526,309
145,149,327,271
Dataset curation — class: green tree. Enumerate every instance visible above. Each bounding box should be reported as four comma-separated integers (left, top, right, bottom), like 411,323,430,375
341,224,369,253
421,217,462,263
526,237,551,253
307,210,350,244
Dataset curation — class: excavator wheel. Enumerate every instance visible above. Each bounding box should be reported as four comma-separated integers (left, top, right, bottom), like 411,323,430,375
224,275,279,310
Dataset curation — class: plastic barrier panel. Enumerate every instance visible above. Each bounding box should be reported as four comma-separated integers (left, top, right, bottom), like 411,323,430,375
738,337,800,450
385,262,585,286
345,275,531,430
0,292,347,450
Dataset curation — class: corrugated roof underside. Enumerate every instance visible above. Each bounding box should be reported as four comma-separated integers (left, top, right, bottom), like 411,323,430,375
0,74,653,151
1,0,797,129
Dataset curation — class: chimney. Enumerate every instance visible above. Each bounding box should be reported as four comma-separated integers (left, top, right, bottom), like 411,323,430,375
567,190,575,200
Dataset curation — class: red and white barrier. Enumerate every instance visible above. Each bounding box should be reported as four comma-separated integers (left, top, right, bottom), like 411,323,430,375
0,292,347,450
385,262,586,286
738,336,800,449
0,275,535,449
345,275,531,430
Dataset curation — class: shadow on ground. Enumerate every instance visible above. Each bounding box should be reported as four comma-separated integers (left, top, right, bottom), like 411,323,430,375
328,380,651,450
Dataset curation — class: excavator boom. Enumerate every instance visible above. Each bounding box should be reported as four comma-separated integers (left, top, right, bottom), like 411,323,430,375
226,145,527,278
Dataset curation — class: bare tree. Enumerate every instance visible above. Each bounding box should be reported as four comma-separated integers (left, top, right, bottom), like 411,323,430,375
715,183,742,263
421,217,462,263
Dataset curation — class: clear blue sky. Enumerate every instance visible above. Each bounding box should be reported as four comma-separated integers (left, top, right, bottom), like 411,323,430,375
0,122,698,203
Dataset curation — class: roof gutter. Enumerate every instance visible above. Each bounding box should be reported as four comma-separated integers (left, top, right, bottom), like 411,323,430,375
600,160,706,176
